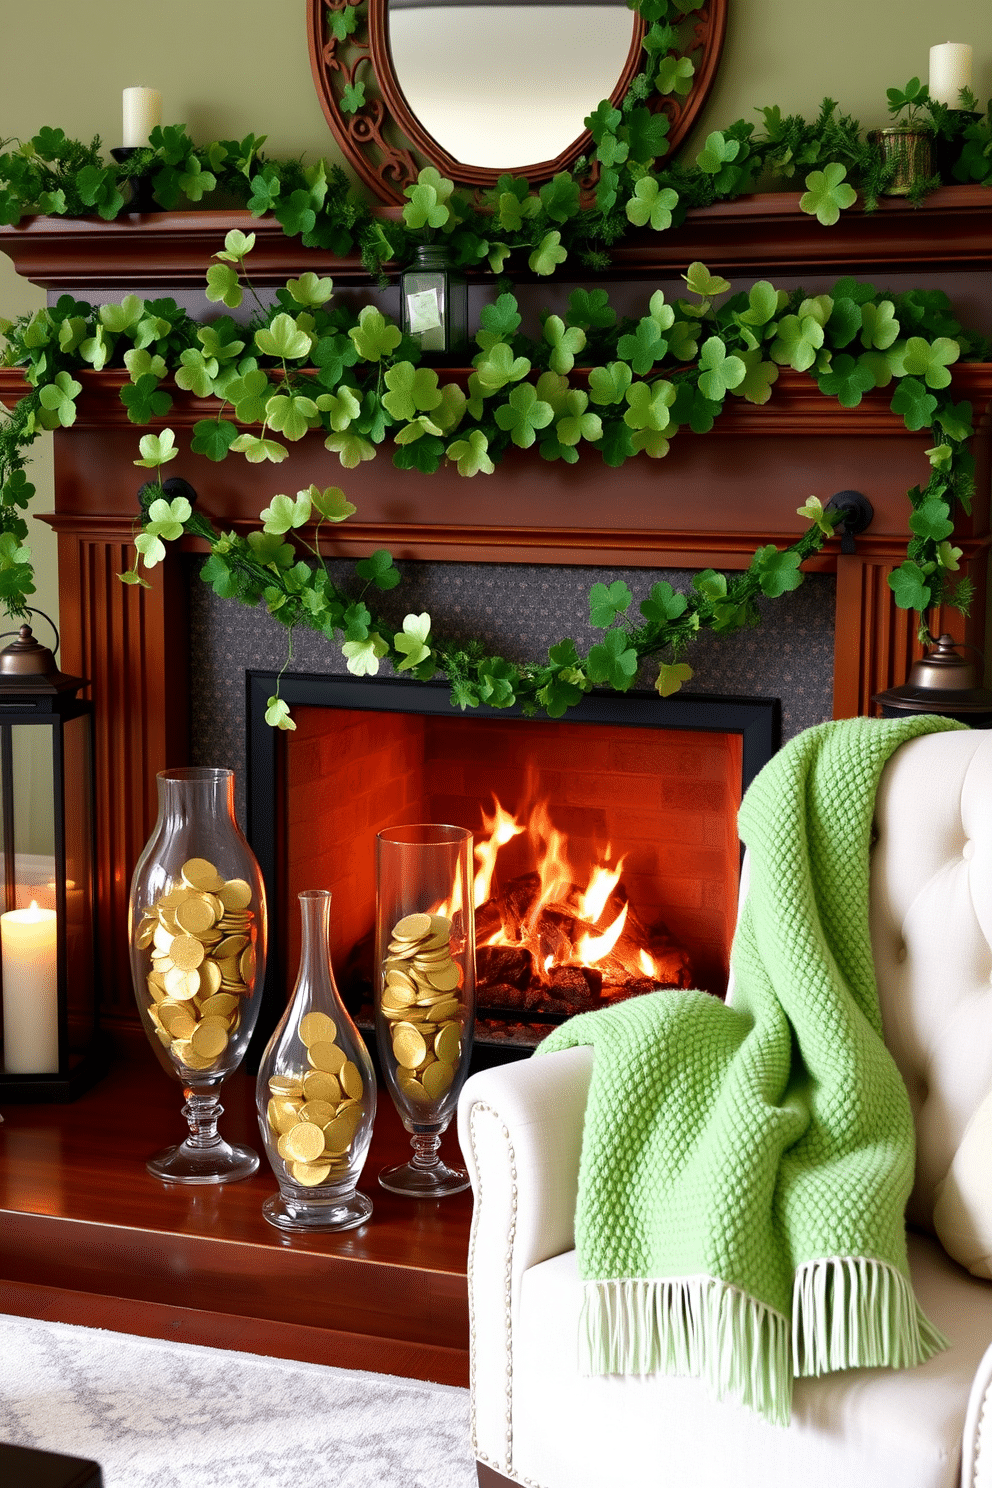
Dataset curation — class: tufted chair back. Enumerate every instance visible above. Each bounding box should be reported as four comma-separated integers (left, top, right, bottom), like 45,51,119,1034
870,727,992,1230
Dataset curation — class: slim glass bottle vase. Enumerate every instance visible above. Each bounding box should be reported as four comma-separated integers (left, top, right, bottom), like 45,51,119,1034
128,768,267,1183
256,890,376,1232
375,824,475,1197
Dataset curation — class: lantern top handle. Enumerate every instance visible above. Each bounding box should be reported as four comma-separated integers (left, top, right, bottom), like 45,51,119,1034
0,607,60,659
0,611,86,697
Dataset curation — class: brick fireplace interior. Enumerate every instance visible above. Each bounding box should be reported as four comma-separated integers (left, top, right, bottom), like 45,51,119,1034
247,673,777,1055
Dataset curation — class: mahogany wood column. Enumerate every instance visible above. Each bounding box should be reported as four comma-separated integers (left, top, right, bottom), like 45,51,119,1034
48,513,189,1021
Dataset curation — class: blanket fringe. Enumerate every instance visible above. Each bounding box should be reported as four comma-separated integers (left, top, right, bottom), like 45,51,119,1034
580,1277,792,1426
791,1257,949,1378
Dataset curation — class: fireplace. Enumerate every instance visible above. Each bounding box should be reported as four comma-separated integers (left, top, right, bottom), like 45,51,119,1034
246,672,778,1057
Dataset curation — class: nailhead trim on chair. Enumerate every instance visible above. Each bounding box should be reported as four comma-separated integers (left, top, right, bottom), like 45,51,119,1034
467,1102,551,1488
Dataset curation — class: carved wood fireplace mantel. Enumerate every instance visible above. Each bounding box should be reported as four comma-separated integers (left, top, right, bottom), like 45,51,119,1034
1,192,991,1020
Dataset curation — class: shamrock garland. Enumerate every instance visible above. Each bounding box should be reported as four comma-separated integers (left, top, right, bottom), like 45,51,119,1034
0,223,981,726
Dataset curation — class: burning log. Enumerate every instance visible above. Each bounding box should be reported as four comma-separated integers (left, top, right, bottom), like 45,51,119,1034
476,944,535,990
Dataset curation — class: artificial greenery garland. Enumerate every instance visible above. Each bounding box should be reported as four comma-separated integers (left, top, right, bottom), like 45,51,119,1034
0,226,984,726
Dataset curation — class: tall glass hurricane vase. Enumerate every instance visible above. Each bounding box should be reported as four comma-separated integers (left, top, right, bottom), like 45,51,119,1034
129,768,267,1183
375,824,475,1197
256,890,376,1232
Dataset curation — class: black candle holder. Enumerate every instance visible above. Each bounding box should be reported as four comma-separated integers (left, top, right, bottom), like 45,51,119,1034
110,147,159,214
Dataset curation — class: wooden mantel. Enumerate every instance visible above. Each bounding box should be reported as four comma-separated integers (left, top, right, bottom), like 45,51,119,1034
1,192,991,1022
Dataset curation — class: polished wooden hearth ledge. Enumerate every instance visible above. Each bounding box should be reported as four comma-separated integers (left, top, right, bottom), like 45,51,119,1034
0,1038,473,1387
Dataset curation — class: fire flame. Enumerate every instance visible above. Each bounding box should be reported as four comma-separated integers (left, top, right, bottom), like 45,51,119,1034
473,792,659,990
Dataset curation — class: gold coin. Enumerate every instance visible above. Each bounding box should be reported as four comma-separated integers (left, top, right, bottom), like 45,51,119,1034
152,924,174,954
181,858,225,893
158,907,180,935
291,1160,332,1187
135,918,156,950
427,997,461,1023
164,965,200,1001
159,1006,198,1040
413,948,452,965
146,977,167,1004
214,957,242,981
239,945,256,983
269,1098,304,1134
190,1021,229,1059
428,913,452,937
339,1061,364,1101
386,942,419,961
385,969,416,995
399,1074,431,1103
183,1046,219,1070
421,1060,455,1100
434,1022,461,1064
392,1023,427,1069
214,934,248,960
269,1073,305,1097
284,1122,326,1163
303,1070,341,1104
322,1110,360,1155
299,1099,337,1127
425,963,460,992
218,878,253,911
276,1131,295,1160
307,1040,346,1075
392,912,432,941
175,897,217,937
169,935,205,971
299,1011,337,1048
200,991,238,1019
381,986,415,1012
198,963,223,999
154,1026,172,1049
169,1038,193,1063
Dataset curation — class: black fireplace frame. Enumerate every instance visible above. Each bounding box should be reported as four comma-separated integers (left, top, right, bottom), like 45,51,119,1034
244,671,779,1059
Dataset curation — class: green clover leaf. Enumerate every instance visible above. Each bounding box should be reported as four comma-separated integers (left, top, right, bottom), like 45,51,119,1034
555,391,602,448
585,100,622,144
625,177,679,230
431,384,467,436
134,531,167,568
860,300,900,350
178,157,216,202
38,370,82,428
215,229,256,265
754,545,803,597
229,433,289,464
133,428,179,470
316,387,362,433
682,261,731,300
191,418,239,461
477,293,521,346
888,560,931,610
589,579,632,627
224,369,273,425
566,287,617,331
816,352,875,407
799,162,857,226
908,498,954,542
446,429,495,477
529,231,568,277
355,549,401,591
124,348,168,384
265,696,296,730
394,612,432,672
735,281,783,329
937,541,963,571
539,172,581,224
343,633,389,676
472,341,531,392
174,348,219,399
403,183,449,232
895,335,960,389
926,443,954,471
697,131,740,175
382,362,443,422
588,361,633,406
697,337,746,400
260,492,311,534
542,315,586,375
324,430,376,468
586,628,638,691
265,392,319,442
120,374,173,425
623,379,676,431
694,570,728,601
655,662,693,697
796,495,836,537
617,316,668,376
310,485,357,522
348,305,403,363
79,324,111,371
494,383,554,448
667,320,700,362
255,313,312,361
99,295,145,334
770,313,825,372
656,54,695,96
936,400,974,442
145,495,192,541
890,376,938,431
205,263,242,309
394,415,444,445
733,348,779,405
286,271,334,307
640,580,688,624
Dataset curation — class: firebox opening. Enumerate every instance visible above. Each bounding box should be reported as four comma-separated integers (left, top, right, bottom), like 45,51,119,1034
247,676,778,1052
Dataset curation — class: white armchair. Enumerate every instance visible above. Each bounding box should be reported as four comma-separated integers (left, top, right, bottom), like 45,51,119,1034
458,726,992,1488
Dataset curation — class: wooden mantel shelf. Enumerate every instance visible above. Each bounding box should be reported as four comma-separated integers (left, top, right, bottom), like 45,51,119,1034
1,186,989,290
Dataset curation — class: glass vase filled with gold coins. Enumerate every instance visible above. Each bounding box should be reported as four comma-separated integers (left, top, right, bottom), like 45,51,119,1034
128,767,267,1183
256,889,375,1230
375,823,475,1197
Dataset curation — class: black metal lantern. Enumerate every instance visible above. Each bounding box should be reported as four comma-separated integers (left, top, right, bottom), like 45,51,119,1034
400,244,468,358
0,616,104,1100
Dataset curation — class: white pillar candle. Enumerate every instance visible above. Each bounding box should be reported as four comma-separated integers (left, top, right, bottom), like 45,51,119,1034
929,43,973,108
2,901,58,1074
122,87,162,147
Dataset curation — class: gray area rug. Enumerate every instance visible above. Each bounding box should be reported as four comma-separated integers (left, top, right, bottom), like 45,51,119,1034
0,1314,476,1488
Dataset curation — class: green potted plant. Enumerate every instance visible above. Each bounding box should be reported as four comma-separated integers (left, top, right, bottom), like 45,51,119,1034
875,77,936,195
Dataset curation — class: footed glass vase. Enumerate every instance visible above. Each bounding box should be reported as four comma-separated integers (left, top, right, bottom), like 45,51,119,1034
256,890,376,1231
128,768,266,1183
375,824,475,1197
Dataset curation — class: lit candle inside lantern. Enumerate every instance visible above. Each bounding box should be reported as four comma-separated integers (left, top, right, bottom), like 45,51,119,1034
1,901,58,1074
929,43,973,108
122,87,162,147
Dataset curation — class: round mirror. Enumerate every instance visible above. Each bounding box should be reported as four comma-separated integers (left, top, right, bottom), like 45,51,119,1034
385,2,639,172
308,0,728,204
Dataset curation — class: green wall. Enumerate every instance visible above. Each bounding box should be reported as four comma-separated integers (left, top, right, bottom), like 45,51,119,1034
2,0,989,621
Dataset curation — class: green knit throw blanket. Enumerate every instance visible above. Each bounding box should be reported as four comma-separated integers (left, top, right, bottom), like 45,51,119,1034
538,715,962,1424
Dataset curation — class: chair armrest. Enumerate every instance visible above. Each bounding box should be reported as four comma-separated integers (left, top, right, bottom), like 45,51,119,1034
457,1045,592,1472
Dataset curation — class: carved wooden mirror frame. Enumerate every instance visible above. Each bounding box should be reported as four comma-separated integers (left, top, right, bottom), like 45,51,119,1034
307,0,728,204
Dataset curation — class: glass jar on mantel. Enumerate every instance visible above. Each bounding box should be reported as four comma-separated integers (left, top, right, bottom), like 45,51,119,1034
256,889,376,1232
128,767,267,1184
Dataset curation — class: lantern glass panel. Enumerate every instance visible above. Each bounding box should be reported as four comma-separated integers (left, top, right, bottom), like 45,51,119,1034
10,727,56,909
62,713,96,1053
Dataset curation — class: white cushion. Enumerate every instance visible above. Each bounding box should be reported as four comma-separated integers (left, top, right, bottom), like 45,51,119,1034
511,1231,992,1488
871,730,992,1230
935,1086,992,1278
